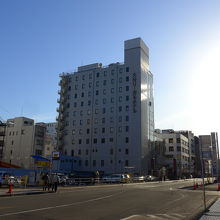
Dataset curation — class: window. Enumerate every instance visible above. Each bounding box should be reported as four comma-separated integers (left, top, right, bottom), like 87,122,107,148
86,149,89,155
75,85,78,90
73,120,76,126
96,81,99,87
102,108,106,114
119,77,122,83
177,138,180,143
81,101,84,106
125,137,129,143
72,129,75,134
101,160,104,167
94,119,98,124
74,102,77,107
119,116,122,122
95,99,98,105
68,86,71,91
102,118,105,124
103,89,106,95
103,98,106,104
111,98,114,103
169,146,174,151
74,94,77,98
93,160,96,166
169,138,173,143
110,149,113,155
94,128,97,134
110,107,114,113
109,137,113,142
103,80,107,86
82,84,85,89
80,110,83,116
126,86,129,91
126,76,129,82
125,149,129,155
104,71,107,76
126,96,129,101
111,88,114,93
85,160,88,166
177,146,181,151
93,138,97,144
125,160,129,166
96,90,99,95
118,127,122,132
89,82,92,88
126,106,129,111
102,128,105,133
79,129,82,134
111,79,114,84
119,68,123,73
75,76,78,81
21,129,25,135
81,92,84,97
71,150,74,156
86,139,89,144
87,110,91,115
82,75,85,80
67,103,70,108
87,129,90,134
88,91,91,97
126,116,129,121
125,126,129,132
78,149,81,155
96,72,100,77
95,109,99,114
119,87,122,92
79,160,82,166
88,100,91,106
126,67,129,72
110,127,114,133
119,96,122,102
101,138,105,143
89,73,92,79
110,117,114,123
119,106,122,112
80,120,83,125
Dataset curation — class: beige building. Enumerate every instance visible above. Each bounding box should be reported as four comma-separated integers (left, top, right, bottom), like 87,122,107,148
155,129,190,178
3,117,47,169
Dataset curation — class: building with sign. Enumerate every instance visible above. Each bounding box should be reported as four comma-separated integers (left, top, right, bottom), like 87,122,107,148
57,38,154,174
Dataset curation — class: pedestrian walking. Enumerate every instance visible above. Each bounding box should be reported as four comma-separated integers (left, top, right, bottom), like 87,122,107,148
52,173,59,192
42,173,49,191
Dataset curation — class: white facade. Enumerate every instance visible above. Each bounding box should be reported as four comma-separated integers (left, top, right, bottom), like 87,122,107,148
156,130,190,178
57,38,154,174
3,117,35,169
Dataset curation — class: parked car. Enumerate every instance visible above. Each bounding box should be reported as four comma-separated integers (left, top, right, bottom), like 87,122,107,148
102,174,129,184
144,175,158,182
0,171,13,187
132,175,145,182
68,171,96,185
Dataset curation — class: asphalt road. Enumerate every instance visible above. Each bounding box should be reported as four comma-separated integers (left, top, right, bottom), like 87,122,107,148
0,180,217,220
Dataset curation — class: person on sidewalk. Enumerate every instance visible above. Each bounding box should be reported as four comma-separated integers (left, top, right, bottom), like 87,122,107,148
52,173,59,193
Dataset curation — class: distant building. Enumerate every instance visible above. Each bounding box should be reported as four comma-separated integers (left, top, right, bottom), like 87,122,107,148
3,117,36,168
44,123,57,158
199,133,219,177
2,117,51,169
57,38,154,175
0,121,6,161
155,129,190,178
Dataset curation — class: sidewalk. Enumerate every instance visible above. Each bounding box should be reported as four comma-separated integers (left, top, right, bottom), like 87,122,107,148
200,199,220,219
0,186,50,197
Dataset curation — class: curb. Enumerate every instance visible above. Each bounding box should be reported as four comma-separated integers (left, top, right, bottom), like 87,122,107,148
190,196,218,220
0,190,52,197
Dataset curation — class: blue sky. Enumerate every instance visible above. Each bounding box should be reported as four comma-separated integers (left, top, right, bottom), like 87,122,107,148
0,0,220,135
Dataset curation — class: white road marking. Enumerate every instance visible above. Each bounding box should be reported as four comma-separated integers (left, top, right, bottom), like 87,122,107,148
158,214,179,219
146,214,165,219
0,192,121,217
121,215,143,220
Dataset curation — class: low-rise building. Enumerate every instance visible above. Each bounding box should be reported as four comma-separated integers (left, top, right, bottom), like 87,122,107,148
155,129,190,179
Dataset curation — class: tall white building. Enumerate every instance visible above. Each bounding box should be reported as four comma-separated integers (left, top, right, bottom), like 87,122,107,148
57,38,154,174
